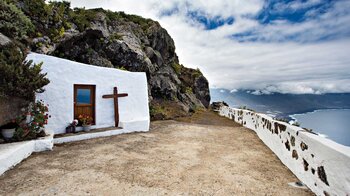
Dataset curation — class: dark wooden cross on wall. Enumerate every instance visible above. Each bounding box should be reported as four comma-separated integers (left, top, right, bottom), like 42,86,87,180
102,87,128,127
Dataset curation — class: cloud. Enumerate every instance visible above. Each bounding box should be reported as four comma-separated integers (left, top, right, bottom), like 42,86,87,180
65,0,350,94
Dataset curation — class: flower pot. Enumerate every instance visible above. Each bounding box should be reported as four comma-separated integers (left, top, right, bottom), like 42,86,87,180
1,128,16,140
83,125,91,132
65,126,75,133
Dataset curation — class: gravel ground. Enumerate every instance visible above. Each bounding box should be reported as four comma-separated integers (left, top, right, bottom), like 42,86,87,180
0,111,313,195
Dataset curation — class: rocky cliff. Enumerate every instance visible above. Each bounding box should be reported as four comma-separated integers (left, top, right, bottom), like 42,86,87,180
15,1,210,120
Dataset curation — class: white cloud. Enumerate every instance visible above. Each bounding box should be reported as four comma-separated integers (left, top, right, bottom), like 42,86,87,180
272,0,323,13
65,0,350,94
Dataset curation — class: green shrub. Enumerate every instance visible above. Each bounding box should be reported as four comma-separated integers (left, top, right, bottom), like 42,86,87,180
116,66,127,71
0,43,50,100
185,87,193,94
172,63,182,74
19,0,48,20
109,33,123,41
104,10,153,30
71,8,97,31
0,0,34,40
11,0,72,40
105,10,123,24
149,104,166,118
51,26,65,42
87,48,94,55
193,68,202,78
124,14,153,30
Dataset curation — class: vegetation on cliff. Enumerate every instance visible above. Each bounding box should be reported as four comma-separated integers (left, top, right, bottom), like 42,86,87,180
0,43,49,100
0,0,49,101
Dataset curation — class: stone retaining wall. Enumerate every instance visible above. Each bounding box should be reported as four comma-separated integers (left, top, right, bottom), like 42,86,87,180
218,106,350,195
0,97,29,126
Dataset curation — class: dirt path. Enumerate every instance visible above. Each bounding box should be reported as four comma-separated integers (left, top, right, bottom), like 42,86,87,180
0,111,312,195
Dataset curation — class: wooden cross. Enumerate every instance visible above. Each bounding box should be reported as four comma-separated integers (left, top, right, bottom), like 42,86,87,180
102,87,128,127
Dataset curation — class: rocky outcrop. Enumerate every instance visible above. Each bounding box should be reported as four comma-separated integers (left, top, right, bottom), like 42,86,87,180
211,101,229,111
0,97,29,126
26,7,210,119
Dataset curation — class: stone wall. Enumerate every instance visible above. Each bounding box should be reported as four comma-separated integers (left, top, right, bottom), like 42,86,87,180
217,106,350,195
0,97,29,126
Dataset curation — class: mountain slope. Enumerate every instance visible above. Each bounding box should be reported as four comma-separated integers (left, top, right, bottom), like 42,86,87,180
11,0,210,120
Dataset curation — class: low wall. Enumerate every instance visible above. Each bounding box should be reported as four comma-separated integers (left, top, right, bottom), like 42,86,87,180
217,106,350,195
0,134,53,175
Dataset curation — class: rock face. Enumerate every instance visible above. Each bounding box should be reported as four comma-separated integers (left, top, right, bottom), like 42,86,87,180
26,7,210,119
0,97,29,126
211,101,229,111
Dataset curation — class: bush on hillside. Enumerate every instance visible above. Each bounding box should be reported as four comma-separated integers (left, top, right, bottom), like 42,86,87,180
172,63,182,74
0,43,50,100
71,7,98,31
0,0,34,40
17,0,72,40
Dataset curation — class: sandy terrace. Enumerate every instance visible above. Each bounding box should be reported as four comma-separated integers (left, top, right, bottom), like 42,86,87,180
0,111,312,195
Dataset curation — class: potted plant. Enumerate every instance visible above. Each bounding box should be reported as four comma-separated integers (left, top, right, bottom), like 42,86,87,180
65,119,78,133
1,121,17,140
14,100,50,141
78,114,93,131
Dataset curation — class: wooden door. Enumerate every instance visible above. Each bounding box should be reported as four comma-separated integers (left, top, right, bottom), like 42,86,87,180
74,84,96,125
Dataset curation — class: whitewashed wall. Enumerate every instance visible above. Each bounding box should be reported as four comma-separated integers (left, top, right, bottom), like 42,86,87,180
28,53,150,134
218,106,350,196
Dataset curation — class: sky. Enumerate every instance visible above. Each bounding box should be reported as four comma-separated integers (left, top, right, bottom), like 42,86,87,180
67,0,350,94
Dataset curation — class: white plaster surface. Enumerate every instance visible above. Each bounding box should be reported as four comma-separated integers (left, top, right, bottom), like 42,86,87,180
0,134,53,175
218,106,350,195
53,128,147,144
27,53,150,134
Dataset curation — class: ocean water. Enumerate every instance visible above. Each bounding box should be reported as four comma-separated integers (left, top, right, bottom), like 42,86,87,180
290,109,350,146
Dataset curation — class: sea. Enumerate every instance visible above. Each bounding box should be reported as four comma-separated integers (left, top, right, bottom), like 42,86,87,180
290,109,350,147
210,88,350,147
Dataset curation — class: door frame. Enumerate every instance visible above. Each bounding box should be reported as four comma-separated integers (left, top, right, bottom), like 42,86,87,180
74,84,96,125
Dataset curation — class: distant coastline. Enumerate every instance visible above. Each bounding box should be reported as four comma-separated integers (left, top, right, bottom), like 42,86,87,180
288,108,350,146
210,88,350,121
288,108,350,120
